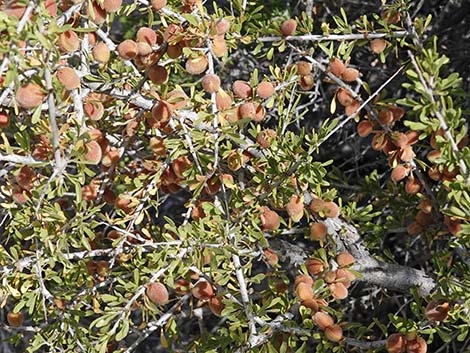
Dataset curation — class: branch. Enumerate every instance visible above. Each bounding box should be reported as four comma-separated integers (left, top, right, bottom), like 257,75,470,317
258,31,408,43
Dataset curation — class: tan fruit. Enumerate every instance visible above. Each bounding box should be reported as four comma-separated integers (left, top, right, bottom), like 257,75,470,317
209,296,225,316
329,58,346,77
7,312,24,327
16,166,35,189
256,129,276,148
295,274,314,289
45,0,58,16
309,198,325,213
115,194,132,212
166,89,188,110
341,67,359,82
345,99,361,116
4,3,27,19
136,27,157,46
215,89,233,110
371,132,388,151
192,280,214,300
263,248,278,267
329,282,348,300
103,0,121,12
386,333,406,353
280,19,297,36
299,74,315,90
238,102,256,119
425,300,450,322
232,80,252,99
212,35,228,57
185,55,208,75
407,221,423,236
102,147,119,167
252,102,266,122
12,187,29,204
405,177,421,194
88,1,107,24
0,111,10,128
16,83,46,109
379,109,394,125
444,216,461,236
399,145,416,162
324,270,337,283
82,140,102,165
286,194,304,222
174,278,191,295
150,100,173,127
58,30,80,53
335,268,355,288
323,201,340,218
117,39,138,60
172,156,192,179
310,222,328,241
148,65,168,85
370,38,387,54
57,67,80,90
87,32,97,46
357,120,373,137
92,42,111,64
406,336,427,353
149,136,167,156
324,324,343,342
296,61,311,75
146,282,169,305
336,88,354,106
313,311,334,330
391,165,410,182
151,0,167,10
137,42,153,56
215,18,230,35
84,101,105,121
305,258,324,275
301,298,319,312
296,282,314,301
406,130,419,145
201,74,221,93
336,251,354,267
382,9,401,24
256,81,275,99
390,132,408,149
260,206,280,231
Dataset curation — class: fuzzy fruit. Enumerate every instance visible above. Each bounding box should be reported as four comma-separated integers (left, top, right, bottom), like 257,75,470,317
0,111,10,128
386,333,406,353
296,61,311,75
256,129,276,148
83,140,103,165
405,177,421,194
185,56,208,75
148,65,168,85
136,27,157,46
215,89,232,110
370,38,387,54
238,102,256,119
425,300,450,322
103,0,122,12
280,19,296,36
329,58,346,77
88,1,107,24
301,298,319,312
260,206,280,231
192,280,215,300
233,80,252,99
299,74,315,90
336,88,354,106
209,296,225,316
295,274,314,289
305,258,324,275
341,67,359,82
286,194,304,222
313,311,334,330
92,42,111,64
310,222,328,241
357,120,373,137
7,312,24,327
406,336,427,353
296,282,314,301
263,248,279,267
324,324,343,342
151,0,167,10
391,165,410,182
323,201,340,218
84,101,105,121
336,251,355,267
16,83,46,109
146,282,169,305
58,30,80,53
201,74,221,93
329,282,348,300
117,39,138,60
212,36,228,57
257,81,275,99
57,67,80,90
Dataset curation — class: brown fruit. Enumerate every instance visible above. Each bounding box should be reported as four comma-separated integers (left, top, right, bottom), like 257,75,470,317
58,30,80,53
399,145,416,162
174,278,191,295
96,260,109,276
7,311,24,327
444,216,461,236
151,0,167,10
192,280,215,300
88,1,107,24
148,65,168,85
137,42,153,56
301,298,319,312
329,58,346,77
136,27,157,46
406,336,427,353
336,88,354,106
263,248,279,267
305,258,324,275
386,333,406,353
215,18,231,35
238,102,256,119
150,100,173,127
296,282,314,301
212,35,228,57
103,0,121,12
0,111,10,128
252,102,266,122
256,129,276,148
102,147,119,167
391,165,410,182
295,274,314,289
324,270,337,283
4,3,27,19
425,300,450,322
310,222,328,241
117,40,138,60
92,42,111,64
209,296,225,316
371,132,388,151
45,0,58,17
357,120,373,137
313,311,334,330
417,198,432,214
84,140,102,165
215,89,233,110
166,89,188,110
391,132,409,149
405,177,421,194
341,67,359,82
257,81,275,99
323,201,340,218
260,206,280,231
309,198,325,213
16,83,46,109
335,268,355,288
57,67,80,90
299,74,315,90
370,38,387,54
201,74,221,93
329,282,348,300
336,251,354,267
382,9,401,24
286,194,304,222
280,19,297,36
84,101,105,121
233,80,252,99
407,221,423,236
146,282,169,305
296,61,311,75
379,109,394,125
324,324,343,342
16,166,35,189
185,55,208,75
